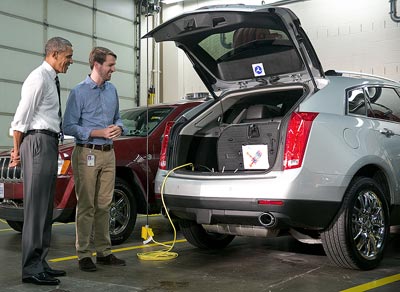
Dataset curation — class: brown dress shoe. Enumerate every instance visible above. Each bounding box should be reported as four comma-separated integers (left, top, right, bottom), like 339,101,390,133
79,257,97,272
96,254,126,266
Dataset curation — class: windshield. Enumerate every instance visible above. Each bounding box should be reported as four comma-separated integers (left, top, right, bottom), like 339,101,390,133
120,107,173,137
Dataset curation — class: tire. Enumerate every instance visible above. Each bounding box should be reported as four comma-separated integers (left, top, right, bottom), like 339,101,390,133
179,219,235,249
109,178,137,245
7,220,23,232
321,177,389,270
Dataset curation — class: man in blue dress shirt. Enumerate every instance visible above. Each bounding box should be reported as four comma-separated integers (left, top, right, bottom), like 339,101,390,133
63,47,126,272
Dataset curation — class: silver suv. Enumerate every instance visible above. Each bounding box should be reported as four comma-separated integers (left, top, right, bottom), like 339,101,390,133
148,4,400,270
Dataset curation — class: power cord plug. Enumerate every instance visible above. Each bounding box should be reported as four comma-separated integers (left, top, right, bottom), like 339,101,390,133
141,225,154,244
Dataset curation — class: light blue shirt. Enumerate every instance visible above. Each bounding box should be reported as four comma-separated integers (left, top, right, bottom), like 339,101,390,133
63,75,123,145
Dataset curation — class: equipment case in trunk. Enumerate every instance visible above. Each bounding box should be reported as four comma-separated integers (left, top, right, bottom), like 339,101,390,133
217,122,280,171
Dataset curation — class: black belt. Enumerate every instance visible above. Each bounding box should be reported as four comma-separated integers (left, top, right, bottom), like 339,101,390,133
76,143,113,151
26,129,59,139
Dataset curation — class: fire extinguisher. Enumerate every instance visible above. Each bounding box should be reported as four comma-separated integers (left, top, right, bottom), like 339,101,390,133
147,85,155,105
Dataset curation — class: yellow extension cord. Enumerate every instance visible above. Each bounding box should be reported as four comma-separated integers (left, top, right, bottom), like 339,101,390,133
137,163,194,261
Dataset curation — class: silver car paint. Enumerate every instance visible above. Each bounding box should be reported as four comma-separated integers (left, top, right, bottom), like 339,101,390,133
155,76,400,205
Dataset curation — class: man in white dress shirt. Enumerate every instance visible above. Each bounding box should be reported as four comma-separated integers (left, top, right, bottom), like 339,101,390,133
10,37,73,286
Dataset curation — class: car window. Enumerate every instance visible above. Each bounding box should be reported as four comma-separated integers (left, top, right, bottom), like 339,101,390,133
367,87,400,122
199,28,288,61
196,25,303,81
348,88,367,116
120,107,173,136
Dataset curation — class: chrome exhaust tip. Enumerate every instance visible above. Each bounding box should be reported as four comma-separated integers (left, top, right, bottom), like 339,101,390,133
258,212,277,228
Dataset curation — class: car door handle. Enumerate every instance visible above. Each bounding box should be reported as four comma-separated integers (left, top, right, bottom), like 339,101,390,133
380,128,395,137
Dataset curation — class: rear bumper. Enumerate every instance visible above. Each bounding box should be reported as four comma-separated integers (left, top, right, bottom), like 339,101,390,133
0,203,75,223
0,203,23,221
163,194,340,229
155,167,348,229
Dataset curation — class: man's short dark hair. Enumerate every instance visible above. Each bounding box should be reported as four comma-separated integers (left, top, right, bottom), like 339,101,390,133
89,47,117,69
45,37,72,56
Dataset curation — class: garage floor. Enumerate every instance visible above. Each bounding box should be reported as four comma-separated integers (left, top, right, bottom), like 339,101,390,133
0,216,399,292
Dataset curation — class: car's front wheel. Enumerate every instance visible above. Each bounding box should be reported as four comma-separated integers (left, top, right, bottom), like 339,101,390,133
321,177,389,270
179,219,235,249
109,178,137,245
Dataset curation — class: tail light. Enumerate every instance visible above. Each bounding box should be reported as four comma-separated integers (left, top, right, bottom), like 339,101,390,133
283,112,318,170
159,121,175,170
58,153,71,175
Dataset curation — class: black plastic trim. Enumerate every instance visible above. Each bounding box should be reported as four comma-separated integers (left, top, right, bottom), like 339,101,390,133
163,194,341,229
0,205,23,221
0,205,74,223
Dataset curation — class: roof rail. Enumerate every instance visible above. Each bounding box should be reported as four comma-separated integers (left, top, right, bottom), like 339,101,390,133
335,70,399,83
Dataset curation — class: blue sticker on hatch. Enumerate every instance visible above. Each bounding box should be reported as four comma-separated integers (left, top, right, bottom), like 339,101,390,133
252,63,265,77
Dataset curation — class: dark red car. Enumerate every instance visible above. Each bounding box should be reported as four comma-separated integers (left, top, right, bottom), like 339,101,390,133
0,101,201,244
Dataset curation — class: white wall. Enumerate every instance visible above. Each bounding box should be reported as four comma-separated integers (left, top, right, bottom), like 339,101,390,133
1,0,399,147
290,0,400,79
0,0,137,148
157,0,400,103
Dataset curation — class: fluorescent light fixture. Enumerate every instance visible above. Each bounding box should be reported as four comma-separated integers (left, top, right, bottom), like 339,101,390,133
161,0,184,4
263,0,306,5
160,0,304,6
262,0,282,3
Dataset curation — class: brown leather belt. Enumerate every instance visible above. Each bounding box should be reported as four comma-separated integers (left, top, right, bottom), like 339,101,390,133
76,143,113,151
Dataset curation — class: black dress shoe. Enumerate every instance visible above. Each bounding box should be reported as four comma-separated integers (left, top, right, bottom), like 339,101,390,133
79,257,97,272
45,268,67,277
96,254,126,266
22,272,60,285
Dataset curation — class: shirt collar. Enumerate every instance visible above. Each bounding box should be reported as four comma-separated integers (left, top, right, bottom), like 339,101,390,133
42,61,57,80
85,74,107,90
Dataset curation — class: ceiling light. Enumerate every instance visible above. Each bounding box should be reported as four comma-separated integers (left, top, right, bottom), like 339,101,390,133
161,0,184,4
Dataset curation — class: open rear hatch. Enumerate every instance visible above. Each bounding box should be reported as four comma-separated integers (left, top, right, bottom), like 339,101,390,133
145,5,325,173
144,4,324,96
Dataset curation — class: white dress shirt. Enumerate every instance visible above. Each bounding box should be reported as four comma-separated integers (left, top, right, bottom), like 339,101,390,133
11,61,60,133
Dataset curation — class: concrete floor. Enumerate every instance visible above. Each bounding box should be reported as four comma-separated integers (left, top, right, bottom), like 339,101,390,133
0,215,399,292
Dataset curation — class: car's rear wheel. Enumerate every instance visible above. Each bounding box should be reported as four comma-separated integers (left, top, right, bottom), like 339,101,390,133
179,219,235,249
321,177,389,270
7,220,23,232
109,178,137,245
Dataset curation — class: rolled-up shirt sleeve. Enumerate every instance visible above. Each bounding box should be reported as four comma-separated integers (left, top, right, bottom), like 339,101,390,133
63,88,92,141
11,74,45,132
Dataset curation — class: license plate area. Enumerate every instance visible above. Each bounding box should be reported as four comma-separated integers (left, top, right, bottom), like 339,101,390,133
0,182,4,199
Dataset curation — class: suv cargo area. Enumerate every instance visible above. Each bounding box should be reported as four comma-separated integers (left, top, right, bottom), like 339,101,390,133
171,86,304,173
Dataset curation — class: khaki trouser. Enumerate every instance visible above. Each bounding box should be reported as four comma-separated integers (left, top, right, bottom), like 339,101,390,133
72,146,115,259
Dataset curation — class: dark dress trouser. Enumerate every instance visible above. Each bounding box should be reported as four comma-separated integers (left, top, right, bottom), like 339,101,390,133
20,132,58,278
